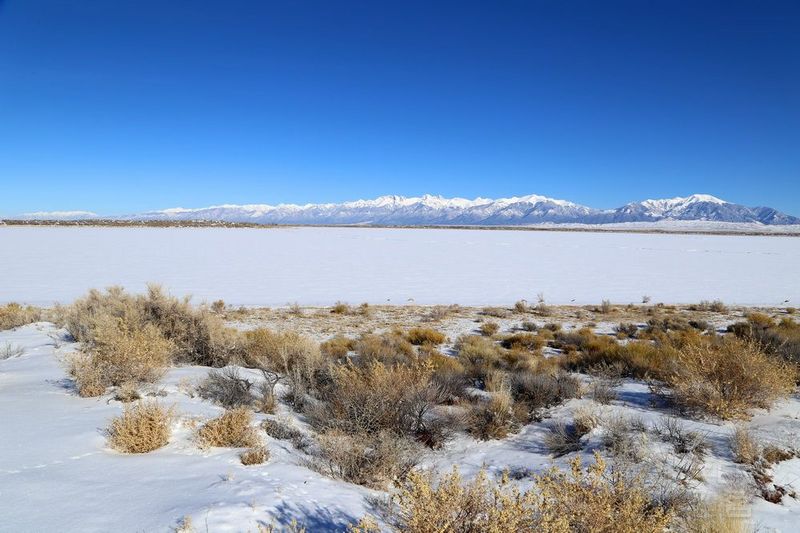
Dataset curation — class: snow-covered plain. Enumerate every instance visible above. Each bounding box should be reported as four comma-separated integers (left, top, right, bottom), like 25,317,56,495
1,226,798,307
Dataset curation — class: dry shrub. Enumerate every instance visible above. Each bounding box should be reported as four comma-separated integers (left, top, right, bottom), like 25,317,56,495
384,453,671,532
683,491,751,533
514,300,530,313
114,381,141,403
107,402,172,453
243,328,322,407
240,446,269,465
466,389,521,440
481,306,511,318
508,370,580,412
456,335,502,378
314,429,420,488
331,301,352,314
197,367,256,408
520,321,538,332
262,418,304,442
544,420,588,456
0,303,41,330
320,335,355,359
197,407,259,448
478,322,500,336
354,332,416,365
69,318,174,397
730,427,759,465
63,286,241,367
730,313,800,366
406,328,446,346
308,360,445,443
668,336,795,419
500,333,544,352
589,379,618,404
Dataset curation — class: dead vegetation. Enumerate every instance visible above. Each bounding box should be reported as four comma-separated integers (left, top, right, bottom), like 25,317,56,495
107,402,172,453
0,303,41,330
197,407,260,448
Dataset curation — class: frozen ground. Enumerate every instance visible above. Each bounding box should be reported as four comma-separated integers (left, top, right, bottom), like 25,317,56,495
1,226,798,307
2,321,799,532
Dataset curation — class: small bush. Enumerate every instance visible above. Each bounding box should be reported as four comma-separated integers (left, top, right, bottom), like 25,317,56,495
197,407,259,448
520,321,538,332
314,429,420,488
197,367,256,408
500,333,544,351
669,336,795,419
320,335,355,359
406,327,447,346
508,371,581,411
466,389,520,440
262,418,306,445
107,402,172,453
731,427,759,465
615,323,639,338
69,318,174,397
331,301,352,314
514,300,529,313
545,420,589,456
384,453,671,532
478,321,500,336
481,306,511,318
683,491,751,533
0,303,41,330
240,446,269,465
354,332,415,365
588,380,617,405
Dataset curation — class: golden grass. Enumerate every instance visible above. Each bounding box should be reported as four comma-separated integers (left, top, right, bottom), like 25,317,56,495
107,402,172,453
406,327,447,346
240,446,269,465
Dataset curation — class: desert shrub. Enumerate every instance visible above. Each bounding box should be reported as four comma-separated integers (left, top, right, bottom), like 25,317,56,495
197,407,259,448
383,453,671,533
514,300,529,313
0,303,41,330
520,321,538,332
314,429,420,488
543,322,561,332
456,335,503,378
331,301,352,314
667,336,795,419
466,389,521,440
478,321,500,336
424,304,461,322
197,367,256,408
107,402,172,453
787,307,797,315
689,300,728,313
545,420,589,456
656,417,708,458
262,417,305,442
682,491,751,533
69,318,174,397
730,313,800,366
615,323,639,338
730,427,759,465
320,335,355,359
645,316,692,334
500,333,544,352
63,286,241,367
598,299,613,314
602,416,649,465
354,332,415,365
240,446,269,465
406,327,447,346
481,306,511,318
588,379,617,404
508,370,580,412
307,360,446,443
243,328,323,406
114,381,141,403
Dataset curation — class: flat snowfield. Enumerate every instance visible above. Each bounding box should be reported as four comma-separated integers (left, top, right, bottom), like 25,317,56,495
1,226,798,306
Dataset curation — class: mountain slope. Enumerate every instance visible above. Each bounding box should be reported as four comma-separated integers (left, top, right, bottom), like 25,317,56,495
44,194,800,226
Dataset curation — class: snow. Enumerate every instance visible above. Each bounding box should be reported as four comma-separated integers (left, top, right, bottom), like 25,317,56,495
0,323,377,532
2,323,798,531
1,226,799,307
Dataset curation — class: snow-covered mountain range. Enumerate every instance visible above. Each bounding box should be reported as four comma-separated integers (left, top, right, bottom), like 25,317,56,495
14,194,800,226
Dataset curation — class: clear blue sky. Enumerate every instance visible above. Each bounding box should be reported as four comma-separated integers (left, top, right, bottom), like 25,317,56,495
1,0,798,215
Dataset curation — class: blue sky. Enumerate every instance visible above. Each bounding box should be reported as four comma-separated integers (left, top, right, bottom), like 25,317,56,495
1,0,798,215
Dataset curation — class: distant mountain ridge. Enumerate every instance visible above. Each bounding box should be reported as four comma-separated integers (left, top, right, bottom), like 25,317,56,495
16,194,800,225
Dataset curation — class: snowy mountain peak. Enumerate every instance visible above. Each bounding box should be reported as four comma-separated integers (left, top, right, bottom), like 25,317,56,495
20,193,797,226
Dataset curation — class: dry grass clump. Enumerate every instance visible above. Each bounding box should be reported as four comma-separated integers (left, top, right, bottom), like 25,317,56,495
508,370,581,412
0,303,41,330
262,417,306,445
314,429,420,488
466,389,523,440
354,331,416,365
682,491,751,533
500,332,544,352
69,318,174,397
544,420,589,456
668,336,795,419
478,321,500,336
481,306,511,318
197,407,259,448
406,327,446,346
107,402,172,453
240,446,269,465
320,335,355,359
381,453,671,532
731,427,760,465
688,300,729,313
63,286,240,367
